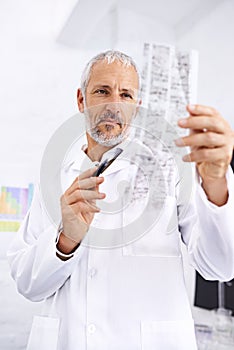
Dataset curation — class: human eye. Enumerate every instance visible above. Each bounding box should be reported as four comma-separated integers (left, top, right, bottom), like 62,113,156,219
94,89,108,95
121,92,133,99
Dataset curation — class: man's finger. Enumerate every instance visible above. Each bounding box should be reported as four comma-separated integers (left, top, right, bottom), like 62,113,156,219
182,147,230,163
70,201,101,213
67,176,104,195
186,104,219,117
178,116,226,133
70,167,99,187
66,189,106,204
175,132,226,148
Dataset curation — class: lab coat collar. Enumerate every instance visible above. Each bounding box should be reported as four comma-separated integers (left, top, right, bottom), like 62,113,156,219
63,135,131,176
62,132,153,176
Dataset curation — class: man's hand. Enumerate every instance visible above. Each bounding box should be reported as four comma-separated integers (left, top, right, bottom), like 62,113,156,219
58,167,106,255
175,104,234,206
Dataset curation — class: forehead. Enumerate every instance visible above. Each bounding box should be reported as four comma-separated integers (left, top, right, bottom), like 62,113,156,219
87,60,139,89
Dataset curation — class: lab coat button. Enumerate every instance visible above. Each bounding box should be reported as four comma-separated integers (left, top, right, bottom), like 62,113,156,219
87,324,96,334
88,268,97,278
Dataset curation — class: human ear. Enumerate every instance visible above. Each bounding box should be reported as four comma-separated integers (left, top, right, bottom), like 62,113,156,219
135,99,142,117
77,88,85,113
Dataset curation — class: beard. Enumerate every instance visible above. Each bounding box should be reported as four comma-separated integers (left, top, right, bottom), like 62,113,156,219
85,108,131,147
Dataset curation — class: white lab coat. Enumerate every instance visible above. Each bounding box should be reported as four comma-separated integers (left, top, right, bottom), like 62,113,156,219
7,137,234,350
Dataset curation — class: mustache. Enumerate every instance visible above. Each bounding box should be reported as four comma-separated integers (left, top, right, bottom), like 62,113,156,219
96,111,123,126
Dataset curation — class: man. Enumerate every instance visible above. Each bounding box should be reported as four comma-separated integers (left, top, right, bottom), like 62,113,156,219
8,50,234,350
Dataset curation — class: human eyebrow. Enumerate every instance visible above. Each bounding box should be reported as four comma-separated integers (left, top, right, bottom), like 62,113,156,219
121,88,135,94
91,85,111,92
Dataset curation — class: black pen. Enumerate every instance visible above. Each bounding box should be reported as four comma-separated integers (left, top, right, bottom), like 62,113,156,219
93,148,123,176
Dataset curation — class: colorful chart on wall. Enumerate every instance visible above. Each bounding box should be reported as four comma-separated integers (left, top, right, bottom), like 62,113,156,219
0,184,34,232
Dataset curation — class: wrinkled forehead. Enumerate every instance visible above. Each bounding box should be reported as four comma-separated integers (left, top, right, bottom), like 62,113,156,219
88,60,140,91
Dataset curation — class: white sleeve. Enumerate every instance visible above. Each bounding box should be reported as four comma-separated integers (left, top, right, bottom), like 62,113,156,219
179,166,234,282
7,184,85,302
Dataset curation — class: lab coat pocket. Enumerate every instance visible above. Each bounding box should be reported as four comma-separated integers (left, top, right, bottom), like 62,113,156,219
141,319,197,350
122,196,181,257
26,315,60,350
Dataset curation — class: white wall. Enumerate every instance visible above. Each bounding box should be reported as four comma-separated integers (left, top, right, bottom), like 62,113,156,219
176,0,234,128
115,6,175,69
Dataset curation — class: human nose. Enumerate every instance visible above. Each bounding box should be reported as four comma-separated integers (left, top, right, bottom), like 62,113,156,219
104,97,121,114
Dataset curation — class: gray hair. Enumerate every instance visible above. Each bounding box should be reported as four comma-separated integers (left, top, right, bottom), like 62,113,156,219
80,50,141,99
